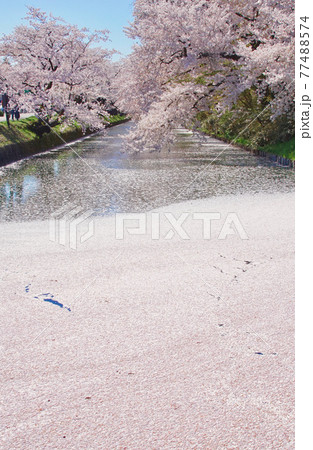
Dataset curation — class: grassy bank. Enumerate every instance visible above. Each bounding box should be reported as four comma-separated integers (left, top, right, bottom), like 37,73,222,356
0,115,128,166
259,138,295,161
196,88,295,161
0,117,84,149
218,135,295,161
199,125,295,162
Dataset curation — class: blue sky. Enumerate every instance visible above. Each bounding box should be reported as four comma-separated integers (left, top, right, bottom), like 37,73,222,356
0,0,135,60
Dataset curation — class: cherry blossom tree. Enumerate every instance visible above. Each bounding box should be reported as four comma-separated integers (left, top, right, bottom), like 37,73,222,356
0,7,115,129
115,0,295,150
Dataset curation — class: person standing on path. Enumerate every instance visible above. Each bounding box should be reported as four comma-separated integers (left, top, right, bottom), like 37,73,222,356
1,93,10,127
15,107,20,120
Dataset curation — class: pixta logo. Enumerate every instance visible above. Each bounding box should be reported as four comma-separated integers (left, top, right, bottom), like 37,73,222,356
115,212,248,241
49,206,95,249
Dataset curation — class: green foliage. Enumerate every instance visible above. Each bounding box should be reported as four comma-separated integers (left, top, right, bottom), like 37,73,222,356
105,114,128,124
261,138,295,161
196,88,295,160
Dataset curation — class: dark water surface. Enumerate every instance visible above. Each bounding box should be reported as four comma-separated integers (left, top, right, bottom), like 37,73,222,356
0,122,295,222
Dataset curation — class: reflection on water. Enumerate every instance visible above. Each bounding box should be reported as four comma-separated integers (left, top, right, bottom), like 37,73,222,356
0,122,295,222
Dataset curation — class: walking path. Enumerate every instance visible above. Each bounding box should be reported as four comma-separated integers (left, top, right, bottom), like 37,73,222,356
0,113,34,122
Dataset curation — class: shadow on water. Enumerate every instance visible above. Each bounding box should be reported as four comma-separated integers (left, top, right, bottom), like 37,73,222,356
0,122,295,222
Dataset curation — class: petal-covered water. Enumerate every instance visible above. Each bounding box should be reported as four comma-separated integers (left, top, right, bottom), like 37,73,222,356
0,122,294,222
